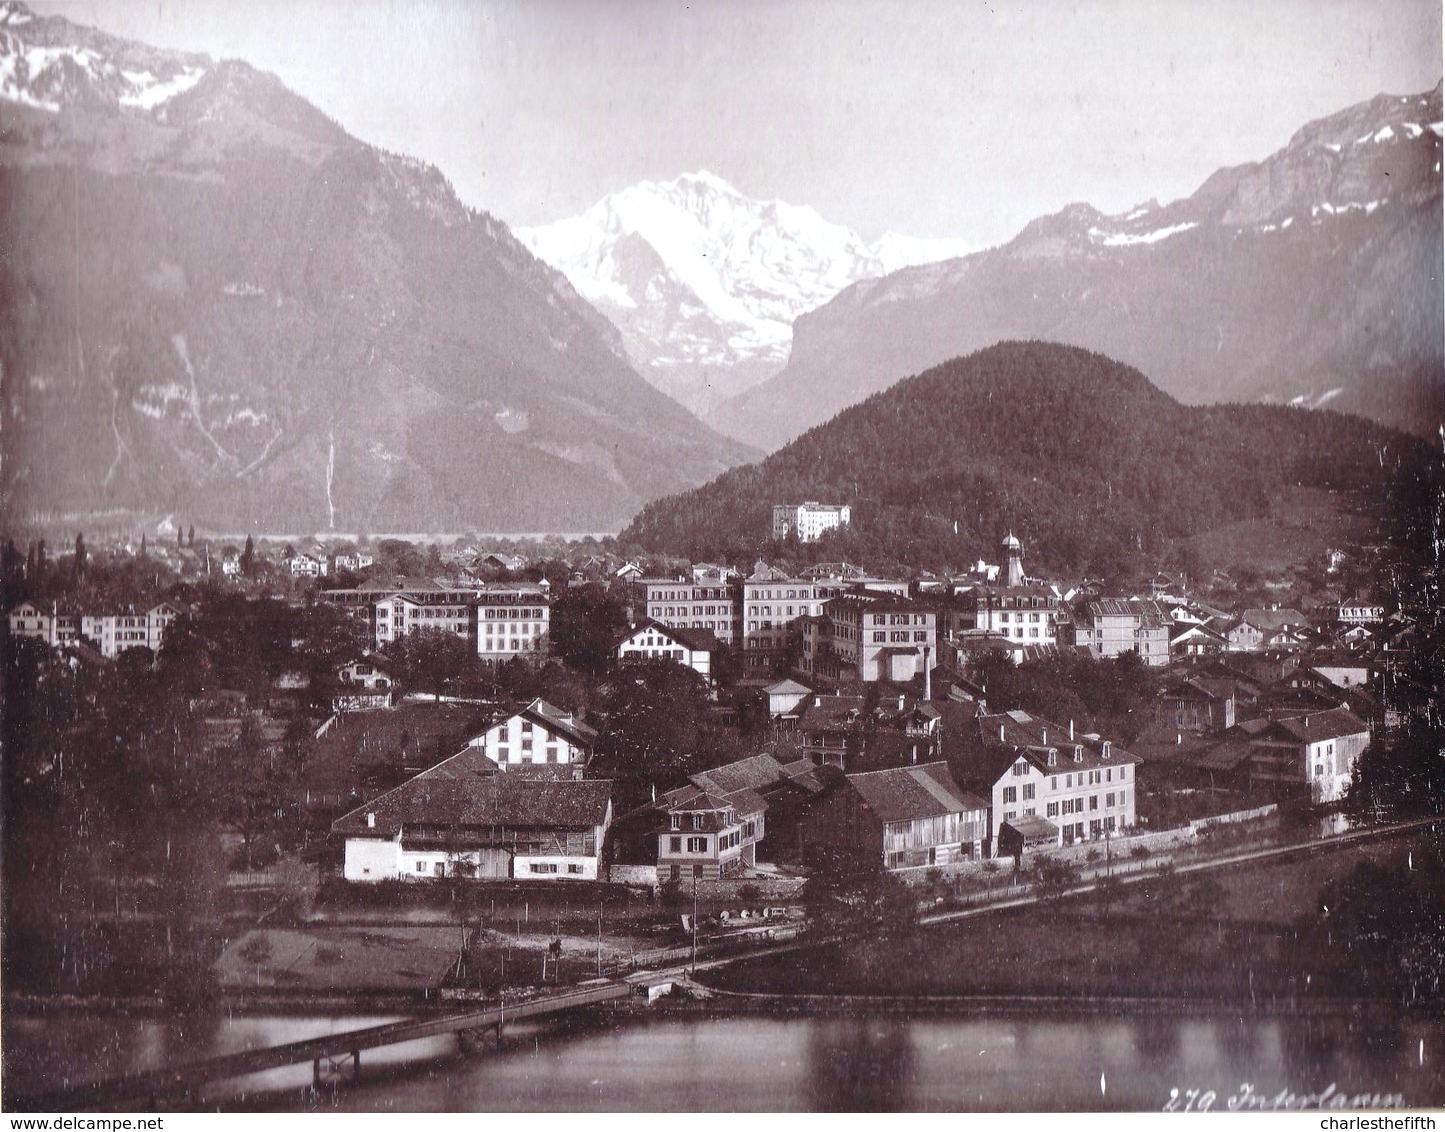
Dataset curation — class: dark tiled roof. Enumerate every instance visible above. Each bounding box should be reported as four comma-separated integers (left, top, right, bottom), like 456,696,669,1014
692,753,789,796
845,762,988,823
1242,608,1309,632
798,695,868,730
1273,708,1370,744
332,749,612,838
665,625,722,653
976,710,1141,777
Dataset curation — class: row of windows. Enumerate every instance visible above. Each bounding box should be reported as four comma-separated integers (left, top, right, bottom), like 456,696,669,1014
666,836,711,854
657,605,731,618
624,646,688,660
528,862,586,874
1044,792,1120,817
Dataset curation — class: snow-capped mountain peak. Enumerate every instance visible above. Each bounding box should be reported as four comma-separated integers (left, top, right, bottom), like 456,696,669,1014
517,171,976,413
0,1,210,114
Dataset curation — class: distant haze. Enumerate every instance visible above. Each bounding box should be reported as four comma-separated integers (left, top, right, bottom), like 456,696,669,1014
32,0,1443,247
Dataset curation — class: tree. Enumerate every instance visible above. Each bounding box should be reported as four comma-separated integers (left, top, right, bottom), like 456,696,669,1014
1348,713,1445,819
73,532,87,584
187,525,195,548
803,852,919,936
381,627,480,701
550,583,629,677
1029,856,1081,903
594,661,740,810
139,533,147,558
240,534,256,577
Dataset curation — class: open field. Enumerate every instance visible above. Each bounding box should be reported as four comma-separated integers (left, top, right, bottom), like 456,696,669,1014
706,833,1442,1004
216,927,462,993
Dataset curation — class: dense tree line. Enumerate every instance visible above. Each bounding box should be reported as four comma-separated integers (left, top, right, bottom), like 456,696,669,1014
621,342,1431,576
964,650,1159,744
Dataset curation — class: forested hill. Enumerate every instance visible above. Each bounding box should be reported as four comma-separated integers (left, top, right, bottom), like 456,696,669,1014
620,341,1431,575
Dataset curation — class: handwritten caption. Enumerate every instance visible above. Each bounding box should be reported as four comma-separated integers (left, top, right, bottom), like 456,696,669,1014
1164,1083,1407,1112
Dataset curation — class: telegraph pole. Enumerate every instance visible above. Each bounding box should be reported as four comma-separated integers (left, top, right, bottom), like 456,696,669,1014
691,872,699,976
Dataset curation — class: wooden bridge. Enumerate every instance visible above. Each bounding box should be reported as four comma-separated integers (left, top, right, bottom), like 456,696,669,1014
17,981,630,1112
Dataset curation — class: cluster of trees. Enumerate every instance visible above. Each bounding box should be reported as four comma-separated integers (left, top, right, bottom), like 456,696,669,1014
1307,851,1445,1002
964,650,1159,743
621,343,1431,578
0,593,377,994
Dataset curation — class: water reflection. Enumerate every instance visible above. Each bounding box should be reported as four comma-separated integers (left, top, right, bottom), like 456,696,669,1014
1129,1015,1182,1067
805,1017,915,1110
6,1008,1443,1112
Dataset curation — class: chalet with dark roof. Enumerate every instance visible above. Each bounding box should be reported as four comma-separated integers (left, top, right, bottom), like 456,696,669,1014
333,748,613,881
1244,707,1370,804
801,762,989,870
1159,675,1236,732
1226,608,1310,652
657,754,824,881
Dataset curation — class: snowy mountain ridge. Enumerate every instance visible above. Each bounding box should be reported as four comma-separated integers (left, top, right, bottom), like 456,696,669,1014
517,171,975,412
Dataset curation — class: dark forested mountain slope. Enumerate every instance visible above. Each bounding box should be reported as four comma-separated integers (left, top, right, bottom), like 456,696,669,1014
706,83,1444,450
625,342,1430,574
0,2,752,534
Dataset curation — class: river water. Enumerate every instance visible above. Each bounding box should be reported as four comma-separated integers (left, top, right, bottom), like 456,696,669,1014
7,1007,1442,1111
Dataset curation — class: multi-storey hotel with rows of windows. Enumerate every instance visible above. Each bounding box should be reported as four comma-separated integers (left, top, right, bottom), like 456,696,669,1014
628,577,737,647
363,582,551,660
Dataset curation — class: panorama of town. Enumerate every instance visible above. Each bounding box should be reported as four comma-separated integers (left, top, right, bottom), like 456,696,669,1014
4,494,1440,1106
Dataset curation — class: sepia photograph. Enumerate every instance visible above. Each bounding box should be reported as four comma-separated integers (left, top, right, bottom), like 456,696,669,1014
0,0,1442,1117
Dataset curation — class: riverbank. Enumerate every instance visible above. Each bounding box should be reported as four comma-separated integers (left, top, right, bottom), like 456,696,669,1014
700,829,1444,1007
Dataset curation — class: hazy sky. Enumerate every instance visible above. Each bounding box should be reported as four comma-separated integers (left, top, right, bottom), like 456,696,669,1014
35,0,1444,246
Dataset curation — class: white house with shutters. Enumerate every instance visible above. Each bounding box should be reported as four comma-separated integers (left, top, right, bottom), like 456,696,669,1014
465,698,597,774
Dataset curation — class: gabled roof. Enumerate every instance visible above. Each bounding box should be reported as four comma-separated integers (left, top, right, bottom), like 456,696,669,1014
1241,608,1309,632
332,748,611,838
521,698,598,747
621,619,720,654
691,753,790,796
1163,675,1235,701
1271,708,1370,745
658,784,738,813
664,625,722,653
661,752,824,816
1171,623,1228,644
845,762,987,823
763,678,811,697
